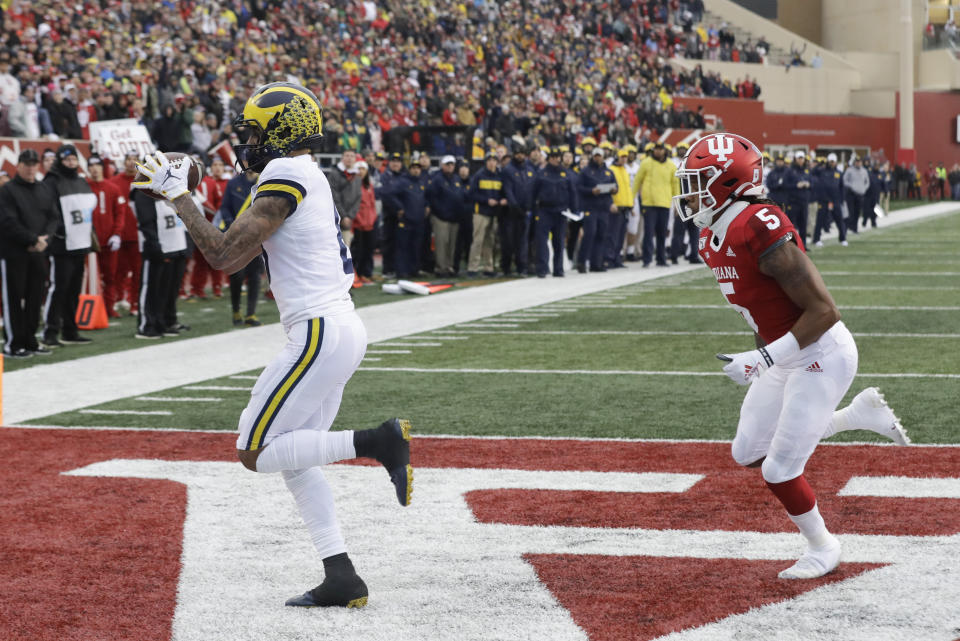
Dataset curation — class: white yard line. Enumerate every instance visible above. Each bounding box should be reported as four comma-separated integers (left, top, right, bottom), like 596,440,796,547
373,342,443,347
426,329,960,339
564,304,960,311
183,385,252,391
365,349,412,355
678,285,954,291
13,423,959,446
4,202,957,425
79,409,173,416
228,375,259,380
134,397,223,403
502,312,562,317
820,271,960,276
357,366,960,379
456,323,521,328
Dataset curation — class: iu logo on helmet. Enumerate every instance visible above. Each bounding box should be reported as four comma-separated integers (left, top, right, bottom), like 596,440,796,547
706,135,735,162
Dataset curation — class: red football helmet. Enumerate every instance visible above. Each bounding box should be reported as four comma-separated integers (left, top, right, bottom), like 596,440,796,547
673,133,765,227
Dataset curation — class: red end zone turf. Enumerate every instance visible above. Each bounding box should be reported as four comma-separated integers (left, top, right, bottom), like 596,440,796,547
524,555,885,641
1,428,957,641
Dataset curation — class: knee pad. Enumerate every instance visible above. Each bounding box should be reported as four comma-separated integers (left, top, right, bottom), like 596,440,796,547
731,437,762,468
761,454,805,485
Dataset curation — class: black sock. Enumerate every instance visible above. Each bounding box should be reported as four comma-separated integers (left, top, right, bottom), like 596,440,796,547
353,428,376,459
322,552,355,578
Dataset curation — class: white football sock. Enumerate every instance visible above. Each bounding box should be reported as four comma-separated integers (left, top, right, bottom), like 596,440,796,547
822,405,854,438
788,503,834,548
283,467,346,558
255,430,356,473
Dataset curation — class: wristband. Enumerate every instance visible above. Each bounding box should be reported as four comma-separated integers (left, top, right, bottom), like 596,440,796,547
761,331,800,365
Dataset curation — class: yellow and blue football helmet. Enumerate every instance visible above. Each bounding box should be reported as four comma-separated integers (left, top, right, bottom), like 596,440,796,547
232,82,324,172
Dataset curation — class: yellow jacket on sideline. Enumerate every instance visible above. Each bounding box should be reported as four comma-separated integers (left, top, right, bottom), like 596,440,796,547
610,164,634,208
634,156,680,208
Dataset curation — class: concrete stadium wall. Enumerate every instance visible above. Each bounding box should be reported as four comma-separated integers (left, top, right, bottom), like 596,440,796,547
819,0,925,58
776,0,823,45
850,90,898,119
840,52,901,91
672,96,896,155
704,0,856,69
690,60,861,114
918,49,960,90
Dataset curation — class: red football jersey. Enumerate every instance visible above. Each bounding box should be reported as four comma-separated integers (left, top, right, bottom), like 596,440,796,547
108,173,140,242
698,202,805,344
196,175,224,220
87,179,125,247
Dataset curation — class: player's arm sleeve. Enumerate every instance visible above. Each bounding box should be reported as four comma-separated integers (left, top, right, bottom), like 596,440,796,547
111,190,126,237
254,164,304,217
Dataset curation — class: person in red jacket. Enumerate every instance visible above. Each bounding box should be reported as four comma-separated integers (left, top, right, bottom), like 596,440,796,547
189,156,227,298
86,155,125,317
107,151,143,315
350,160,377,285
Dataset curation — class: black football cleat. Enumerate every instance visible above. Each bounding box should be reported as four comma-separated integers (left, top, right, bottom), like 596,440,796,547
285,573,368,608
355,418,413,506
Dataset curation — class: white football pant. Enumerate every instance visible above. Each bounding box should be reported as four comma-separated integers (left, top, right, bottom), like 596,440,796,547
731,321,858,484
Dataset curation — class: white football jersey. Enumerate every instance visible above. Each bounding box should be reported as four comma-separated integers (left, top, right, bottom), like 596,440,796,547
254,155,355,327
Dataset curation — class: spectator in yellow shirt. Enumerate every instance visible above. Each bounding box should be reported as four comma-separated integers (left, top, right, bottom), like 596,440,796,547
606,149,634,268
632,141,679,267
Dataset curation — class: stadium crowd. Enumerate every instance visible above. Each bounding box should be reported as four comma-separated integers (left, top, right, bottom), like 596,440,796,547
1,0,957,358
0,0,761,153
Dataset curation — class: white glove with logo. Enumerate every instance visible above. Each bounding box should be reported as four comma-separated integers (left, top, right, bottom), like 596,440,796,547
107,234,121,251
716,332,800,385
133,151,191,200
716,350,768,385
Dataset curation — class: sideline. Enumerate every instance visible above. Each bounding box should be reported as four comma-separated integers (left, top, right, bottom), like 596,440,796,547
4,201,957,424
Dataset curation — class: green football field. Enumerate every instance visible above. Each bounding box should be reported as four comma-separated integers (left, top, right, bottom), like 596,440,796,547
25,210,960,445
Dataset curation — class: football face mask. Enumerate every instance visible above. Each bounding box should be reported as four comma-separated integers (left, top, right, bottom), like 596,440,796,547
673,162,723,228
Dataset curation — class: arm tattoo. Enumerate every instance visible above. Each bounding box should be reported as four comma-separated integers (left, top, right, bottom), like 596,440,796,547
171,193,290,272
759,241,806,291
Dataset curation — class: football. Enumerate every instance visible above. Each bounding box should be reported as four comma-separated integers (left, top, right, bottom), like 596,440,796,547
135,152,204,200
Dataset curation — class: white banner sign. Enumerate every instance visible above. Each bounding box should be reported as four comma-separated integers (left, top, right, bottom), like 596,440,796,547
89,119,155,164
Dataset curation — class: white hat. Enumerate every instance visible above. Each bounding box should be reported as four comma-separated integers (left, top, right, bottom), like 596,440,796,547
827,152,837,162
441,155,456,165
794,150,806,159
355,160,368,171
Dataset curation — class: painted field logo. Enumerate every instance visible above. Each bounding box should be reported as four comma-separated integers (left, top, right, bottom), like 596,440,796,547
7,429,960,641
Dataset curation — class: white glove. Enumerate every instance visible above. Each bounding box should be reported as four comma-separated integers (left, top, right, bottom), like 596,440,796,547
716,350,768,385
717,332,801,385
133,151,191,200
107,234,121,251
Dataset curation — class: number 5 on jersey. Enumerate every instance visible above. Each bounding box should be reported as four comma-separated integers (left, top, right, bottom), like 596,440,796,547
755,209,780,230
